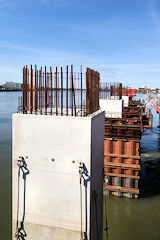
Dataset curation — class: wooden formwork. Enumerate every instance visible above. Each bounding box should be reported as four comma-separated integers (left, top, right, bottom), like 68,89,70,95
104,138,140,198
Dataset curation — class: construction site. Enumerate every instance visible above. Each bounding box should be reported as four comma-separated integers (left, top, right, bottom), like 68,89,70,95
12,64,154,239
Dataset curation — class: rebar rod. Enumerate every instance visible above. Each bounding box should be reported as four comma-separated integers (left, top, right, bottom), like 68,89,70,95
61,67,63,116
81,65,83,116
30,65,33,114
45,66,47,115
56,67,58,115
50,67,53,115
66,65,68,116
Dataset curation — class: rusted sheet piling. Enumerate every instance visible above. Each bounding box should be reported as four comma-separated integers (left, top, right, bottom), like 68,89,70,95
124,99,152,131
104,138,140,198
102,83,152,198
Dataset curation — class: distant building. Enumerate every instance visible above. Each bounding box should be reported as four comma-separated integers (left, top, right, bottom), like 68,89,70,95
15,82,22,90
2,82,22,90
137,87,147,93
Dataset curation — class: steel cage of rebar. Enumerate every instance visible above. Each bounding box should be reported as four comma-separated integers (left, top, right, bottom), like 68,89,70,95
100,82,123,100
100,82,135,100
18,65,100,117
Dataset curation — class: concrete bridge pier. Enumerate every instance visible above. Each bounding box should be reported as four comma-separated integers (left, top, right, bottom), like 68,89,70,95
12,110,105,240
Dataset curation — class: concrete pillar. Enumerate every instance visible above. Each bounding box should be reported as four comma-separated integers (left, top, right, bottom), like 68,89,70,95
99,99,124,118
122,96,129,107
12,111,105,240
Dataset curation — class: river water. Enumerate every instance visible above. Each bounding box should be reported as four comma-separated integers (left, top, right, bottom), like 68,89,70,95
0,92,160,240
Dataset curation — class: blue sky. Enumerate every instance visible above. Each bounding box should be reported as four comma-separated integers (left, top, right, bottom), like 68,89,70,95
0,0,160,87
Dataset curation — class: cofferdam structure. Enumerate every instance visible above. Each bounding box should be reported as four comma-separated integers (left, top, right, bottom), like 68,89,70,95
100,84,152,198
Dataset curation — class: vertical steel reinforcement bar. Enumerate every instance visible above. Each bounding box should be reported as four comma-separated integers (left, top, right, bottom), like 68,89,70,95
66,65,68,116
37,69,39,111
88,68,91,114
42,71,44,111
47,72,49,111
86,68,88,115
97,72,99,110
61,67,63,116
119,83,122,100
30,65,33,114
71,65,73,116
56,67,58,115
81,65,83,116
39,68,42,114
50,67,53,115
35,65,37,114
45,66,47,115
27,68,29,112
22,67,25,113
25,65,28,113
90,69,93,114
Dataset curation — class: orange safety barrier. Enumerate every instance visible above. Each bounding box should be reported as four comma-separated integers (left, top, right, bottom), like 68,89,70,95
122,89,136,97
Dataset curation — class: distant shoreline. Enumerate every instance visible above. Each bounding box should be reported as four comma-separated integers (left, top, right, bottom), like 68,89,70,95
0,90,22,92
0,89,158,95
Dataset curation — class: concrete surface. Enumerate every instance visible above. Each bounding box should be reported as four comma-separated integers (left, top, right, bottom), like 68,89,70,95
12,111,104,240
99,99,124,118
122,96,129,107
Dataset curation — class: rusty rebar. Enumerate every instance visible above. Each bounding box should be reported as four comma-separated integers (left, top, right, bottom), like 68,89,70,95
61,67,63,116
81,65,82,116
22,67,25,114
45,66,47,115
27,68,29,112
73,70,76,116
47,72,49,111
55,67,58,115
119,83,122,100
47,72,48,110
35,65,37,114
50,67,53,115
25,65,28,114
66,65,68,116
58,71,59,109
21,65,100,117
37,70,39,111
30,65,33,114
71,65,73,116
39,68,42,115
42,71,44,111
86,68,89,115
